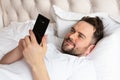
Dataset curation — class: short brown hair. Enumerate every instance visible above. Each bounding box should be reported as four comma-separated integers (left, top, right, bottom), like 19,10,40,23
79,16,104,44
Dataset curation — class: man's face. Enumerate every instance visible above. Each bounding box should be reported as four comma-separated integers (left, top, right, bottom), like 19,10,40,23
61,21,96,56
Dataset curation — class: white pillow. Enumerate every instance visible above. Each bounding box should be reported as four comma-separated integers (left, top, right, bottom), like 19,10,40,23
88,29,120,80
52,5,120,80
52,5,120,38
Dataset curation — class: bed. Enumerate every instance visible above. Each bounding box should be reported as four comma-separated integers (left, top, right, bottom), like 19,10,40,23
0,0,120,80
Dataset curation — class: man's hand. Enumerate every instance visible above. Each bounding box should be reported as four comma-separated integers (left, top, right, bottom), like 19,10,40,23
21,30,47,68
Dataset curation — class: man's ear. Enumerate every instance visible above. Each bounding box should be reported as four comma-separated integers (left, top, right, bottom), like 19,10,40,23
84,44,95,56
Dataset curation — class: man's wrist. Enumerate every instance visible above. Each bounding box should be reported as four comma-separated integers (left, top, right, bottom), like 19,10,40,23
31,58,45,70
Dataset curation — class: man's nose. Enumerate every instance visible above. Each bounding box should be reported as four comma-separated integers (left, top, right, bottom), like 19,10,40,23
69,32,77,40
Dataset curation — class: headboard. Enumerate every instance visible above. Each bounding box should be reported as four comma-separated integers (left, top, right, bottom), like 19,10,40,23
0,0,120,28
0,1,120,80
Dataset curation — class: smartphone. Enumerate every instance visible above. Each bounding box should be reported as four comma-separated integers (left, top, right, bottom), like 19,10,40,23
33,14,50,44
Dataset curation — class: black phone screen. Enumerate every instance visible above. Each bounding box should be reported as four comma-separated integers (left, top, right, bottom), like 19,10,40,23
33,14,50,44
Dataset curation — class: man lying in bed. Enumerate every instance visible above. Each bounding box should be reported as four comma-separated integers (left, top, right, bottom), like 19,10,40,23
0,16,104,80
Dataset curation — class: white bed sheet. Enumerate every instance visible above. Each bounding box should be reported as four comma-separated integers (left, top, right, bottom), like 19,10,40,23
0,59,32,80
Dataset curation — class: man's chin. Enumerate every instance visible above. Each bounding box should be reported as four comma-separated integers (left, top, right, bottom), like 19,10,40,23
61,42,74,52
62,49,78,56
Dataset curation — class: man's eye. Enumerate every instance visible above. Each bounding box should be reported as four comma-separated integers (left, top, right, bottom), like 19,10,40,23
70,29,75,33
78,34,84,39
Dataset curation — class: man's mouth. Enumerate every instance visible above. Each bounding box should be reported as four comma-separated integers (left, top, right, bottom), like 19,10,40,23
65,39,74,46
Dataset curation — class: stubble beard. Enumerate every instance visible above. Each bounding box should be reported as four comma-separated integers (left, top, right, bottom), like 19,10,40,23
61,38,78,56
61,38,89,56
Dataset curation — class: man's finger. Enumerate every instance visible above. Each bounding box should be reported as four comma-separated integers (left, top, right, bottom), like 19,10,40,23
24,35,31,46
41,35,47,48
22,39,27,49
29,30,37,43
19,39,24,49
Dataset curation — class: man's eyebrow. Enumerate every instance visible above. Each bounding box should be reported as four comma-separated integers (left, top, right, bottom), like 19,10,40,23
78,32,86,39
71,27,75,30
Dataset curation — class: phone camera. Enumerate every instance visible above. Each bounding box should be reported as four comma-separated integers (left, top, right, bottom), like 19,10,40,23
41,21,45,24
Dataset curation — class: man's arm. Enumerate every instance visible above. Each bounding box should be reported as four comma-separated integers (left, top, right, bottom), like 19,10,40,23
22,30,50,80
0,40,23,64
31,59,50,80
